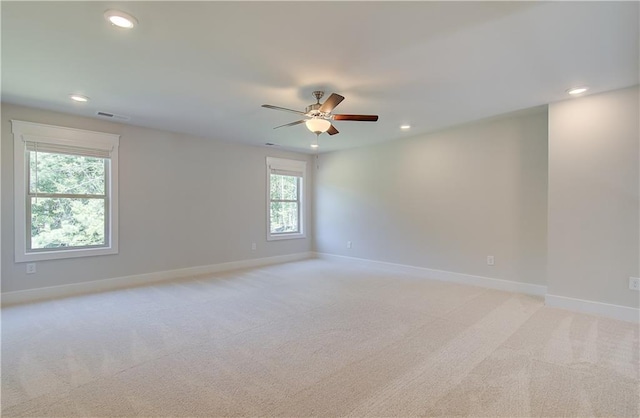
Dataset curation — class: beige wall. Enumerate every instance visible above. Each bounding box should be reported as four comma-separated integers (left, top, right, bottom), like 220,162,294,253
315,109,549,286
548,86,639,308
1,103,313,293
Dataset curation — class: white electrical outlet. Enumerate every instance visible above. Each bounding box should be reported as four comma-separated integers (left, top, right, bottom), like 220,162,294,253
347,241,352,249
251,242,256,251
26,263,36,274
487,256,495,266
629,277,640,291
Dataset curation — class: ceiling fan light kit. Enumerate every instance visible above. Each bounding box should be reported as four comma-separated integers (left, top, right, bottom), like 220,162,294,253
262,91,379,142
305,118,331,134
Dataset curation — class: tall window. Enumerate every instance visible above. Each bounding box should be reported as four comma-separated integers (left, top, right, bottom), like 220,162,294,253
12,120,119,262
266,157,306,241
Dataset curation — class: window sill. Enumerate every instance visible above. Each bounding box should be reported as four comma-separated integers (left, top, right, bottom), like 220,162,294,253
15,246,118,263
267,232,306,241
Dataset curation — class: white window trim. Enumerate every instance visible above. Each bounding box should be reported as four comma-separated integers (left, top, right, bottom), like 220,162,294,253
266,157,307,241
12,120,120,262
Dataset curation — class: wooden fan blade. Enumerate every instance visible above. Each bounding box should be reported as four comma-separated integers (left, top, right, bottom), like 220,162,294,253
332,114,379,122
273,120,306,129
319,93,345,113
327,125,339,136
262,104,306,115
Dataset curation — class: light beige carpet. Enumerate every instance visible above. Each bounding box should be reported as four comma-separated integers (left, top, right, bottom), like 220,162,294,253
1,259,638,417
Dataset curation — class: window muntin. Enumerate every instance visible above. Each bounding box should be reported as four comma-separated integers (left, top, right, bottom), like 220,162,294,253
266,157,306,241
12,120,119,262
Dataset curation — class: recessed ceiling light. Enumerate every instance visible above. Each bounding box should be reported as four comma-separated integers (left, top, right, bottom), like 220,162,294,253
567,86,589,95
104,10,138,29
69,94,89,103
400,125,411,130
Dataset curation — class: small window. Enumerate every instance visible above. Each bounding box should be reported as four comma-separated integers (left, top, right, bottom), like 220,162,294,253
12,120,119,262
266,157,306,241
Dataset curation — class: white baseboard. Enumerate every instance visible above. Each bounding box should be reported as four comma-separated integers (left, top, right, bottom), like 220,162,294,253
314,253,639,323
6,251,636,323
1,252,313,306
545,294,639,323
314,252,547,297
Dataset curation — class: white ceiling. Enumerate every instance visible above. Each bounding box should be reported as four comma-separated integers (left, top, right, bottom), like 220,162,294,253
2,1,638,153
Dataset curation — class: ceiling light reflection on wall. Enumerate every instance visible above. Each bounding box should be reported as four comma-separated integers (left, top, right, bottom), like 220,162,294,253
400,125,411,130
567,86,589,95
69,94,89,102
104,10,138,29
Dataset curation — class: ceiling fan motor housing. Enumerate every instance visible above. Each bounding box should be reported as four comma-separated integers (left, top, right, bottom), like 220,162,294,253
305,103,322,116
307,90,327,117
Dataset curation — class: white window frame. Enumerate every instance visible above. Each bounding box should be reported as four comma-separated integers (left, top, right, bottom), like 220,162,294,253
266,157,306,241
12,120,120,262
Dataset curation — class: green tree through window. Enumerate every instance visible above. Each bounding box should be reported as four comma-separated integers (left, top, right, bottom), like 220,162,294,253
266,157,306,240
270,174,300,234
28,151,108,249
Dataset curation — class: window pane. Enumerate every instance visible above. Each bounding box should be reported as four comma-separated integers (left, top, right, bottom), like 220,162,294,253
270,174,298,201
29,151,106,195
30,197,105,249
270,202,299,233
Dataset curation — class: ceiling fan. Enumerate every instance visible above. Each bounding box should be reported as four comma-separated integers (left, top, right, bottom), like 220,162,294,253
262,91,379,139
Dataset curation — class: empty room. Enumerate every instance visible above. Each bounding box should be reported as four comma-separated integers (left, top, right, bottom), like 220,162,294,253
1,1,638,417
